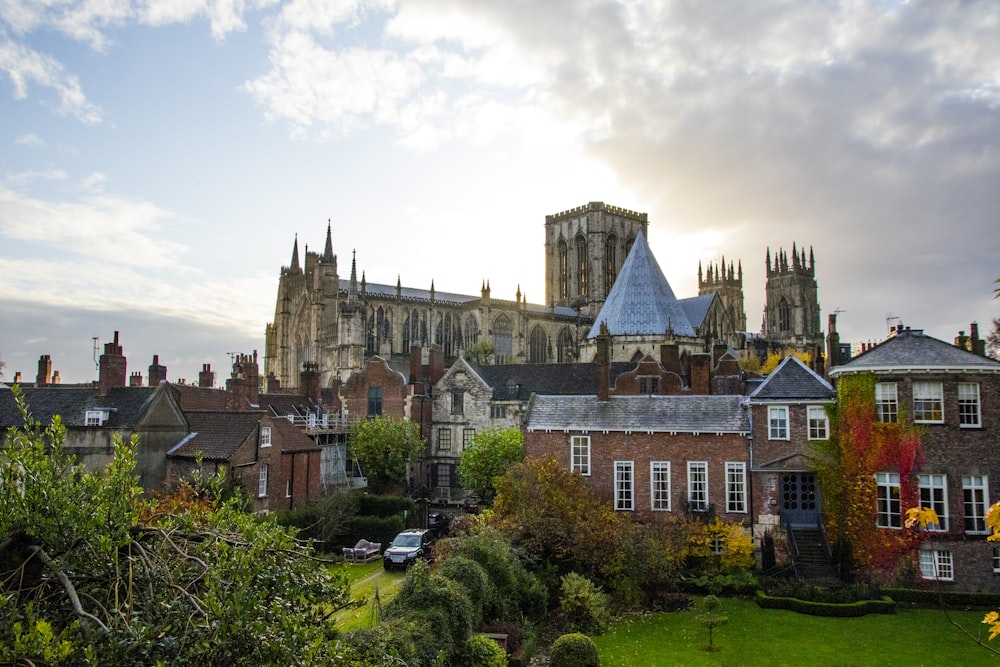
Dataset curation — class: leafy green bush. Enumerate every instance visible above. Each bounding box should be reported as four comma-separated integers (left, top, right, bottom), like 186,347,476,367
882,587,1000,609
439,556,494,622
559,573,610,635
549,633,599,667
755,590,895,616
384,562,476,663
468,633,508,667
357,493,415,518
347,514,405,550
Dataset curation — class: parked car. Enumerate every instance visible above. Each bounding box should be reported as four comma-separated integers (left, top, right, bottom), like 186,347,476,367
428,511,450,536
462,495,482,514
383,528,433,571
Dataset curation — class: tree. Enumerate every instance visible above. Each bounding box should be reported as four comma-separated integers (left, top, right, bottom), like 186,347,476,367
987,316,1000,360
740,347,810,375
697,595,728,651
458,428,525,501
465,340,496,365
349,415,424,494
0,385,350,665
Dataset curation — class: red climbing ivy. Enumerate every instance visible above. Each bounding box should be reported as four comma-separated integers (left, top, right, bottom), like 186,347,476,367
812,373,925,578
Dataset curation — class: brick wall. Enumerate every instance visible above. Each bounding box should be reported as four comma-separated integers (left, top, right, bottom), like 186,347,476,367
526,429,750,521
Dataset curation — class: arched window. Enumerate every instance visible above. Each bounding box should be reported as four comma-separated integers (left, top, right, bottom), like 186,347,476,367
492,314,513,364
436,313,459,357
625,235,635,257
464,314,479,345
605,233,618,293
558,239,568,300
528,325,548,363
367,306,390,356
576,234,588,297
778,297,791,332
403,309,421,352
557,327,575,363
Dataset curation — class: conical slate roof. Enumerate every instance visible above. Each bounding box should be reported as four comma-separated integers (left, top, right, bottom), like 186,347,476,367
587,230,696,338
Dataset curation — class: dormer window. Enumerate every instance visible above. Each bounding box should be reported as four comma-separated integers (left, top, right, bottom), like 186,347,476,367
85,409,110,426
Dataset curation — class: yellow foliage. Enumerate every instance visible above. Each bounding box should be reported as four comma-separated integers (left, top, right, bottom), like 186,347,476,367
691,517,756,571
739,348,811,375
983,501,1000,639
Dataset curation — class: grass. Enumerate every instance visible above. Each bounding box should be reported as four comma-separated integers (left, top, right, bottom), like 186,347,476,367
592,597,997,666
332,559,407,632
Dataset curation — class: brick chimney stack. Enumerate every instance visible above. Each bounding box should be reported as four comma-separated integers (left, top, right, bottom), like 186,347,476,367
98,332,127,396
300,362,321,401
596,322,610,402
690,353,711,395
129,371,143,387
429,344,445,384
409,345,424,394
36,354,52,386
199,364,215,388
148,355,167,385
825,313,840,376
226,351,260,409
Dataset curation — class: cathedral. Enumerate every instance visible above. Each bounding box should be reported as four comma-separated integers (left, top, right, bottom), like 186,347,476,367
263,202,822,389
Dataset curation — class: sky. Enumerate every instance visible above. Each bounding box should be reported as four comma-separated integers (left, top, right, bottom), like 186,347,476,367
1,0,999,385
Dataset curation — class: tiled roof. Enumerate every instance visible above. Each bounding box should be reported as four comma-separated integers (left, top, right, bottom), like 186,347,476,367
170,384,230,411
260,393,321,418
525,394,749,433
470,362,634,400
587,230,696,338
830,329,1000,376
749,356,835,401
269,416,321,453
348,280,577,318
0,385,156,429
679,294,714,330
168,411,261,460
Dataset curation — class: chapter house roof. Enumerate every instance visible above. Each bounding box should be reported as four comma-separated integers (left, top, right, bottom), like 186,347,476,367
525,394,749,434
587,230,696,339
829,328,1000,377
748,355,835,401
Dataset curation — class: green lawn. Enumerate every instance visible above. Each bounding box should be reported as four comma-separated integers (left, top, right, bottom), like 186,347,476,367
332,559,407,632
592,598,997,666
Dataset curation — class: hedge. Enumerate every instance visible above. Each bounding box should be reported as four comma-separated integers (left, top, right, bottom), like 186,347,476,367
755,590,895,617
882,588,1000,609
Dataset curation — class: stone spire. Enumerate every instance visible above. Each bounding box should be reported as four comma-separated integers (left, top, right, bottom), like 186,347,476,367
347,250,358,308
323,220,334,263
290,234,300,271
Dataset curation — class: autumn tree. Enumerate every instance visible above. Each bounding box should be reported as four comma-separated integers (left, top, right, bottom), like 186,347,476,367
458,427,524,502
465,340,496,365
349,415,424,494
0,386,350,665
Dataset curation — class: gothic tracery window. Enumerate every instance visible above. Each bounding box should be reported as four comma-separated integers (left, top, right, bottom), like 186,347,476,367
778,297,791,332
576,234,588,297
605,233,618,293
528,325,548,363
557,239,568,300
492,313,513,364
557,327,575,363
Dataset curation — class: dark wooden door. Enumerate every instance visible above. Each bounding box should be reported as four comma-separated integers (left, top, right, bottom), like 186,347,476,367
781,472,819,528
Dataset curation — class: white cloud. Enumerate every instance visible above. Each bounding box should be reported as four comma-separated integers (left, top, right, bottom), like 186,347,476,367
137,0,249,41
14,133,44,146
5,168,67,187
79,171,108,191
0,37,103,122
0,187,189,268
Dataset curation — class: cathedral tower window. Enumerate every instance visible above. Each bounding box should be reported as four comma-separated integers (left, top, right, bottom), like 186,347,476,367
605,234,618,293
558,239,569,299
464,315,479,345
492,314,513,363
557,327,575,363
576,234,589,297
778,297,791,332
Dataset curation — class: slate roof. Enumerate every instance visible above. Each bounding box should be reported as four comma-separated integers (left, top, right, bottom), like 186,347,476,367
749,355,835,401
0,385,156,429
679,294,715,330
260,393,323,418
829,329,1000,376
344,279,579,317
587,230,696,338
168,411,262,460
470,362,634,400
525,394,749,433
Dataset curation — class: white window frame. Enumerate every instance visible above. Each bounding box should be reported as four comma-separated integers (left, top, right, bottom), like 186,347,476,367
993,546,1000,574
963,475,989,534
651,461,671,511
688,461,708,511
258,464,268,498
919,548,954,581
571,435,591,476
725,462,747,513
768,406,789,440
261,426,272,448
875,472,901,529
437,428,452,452
84,409,109,426
285,478,292,498
918,473,948,531
875,382,898,423
958,383,981,428
913,381,944,423
614,461,634,511
807,405,829,440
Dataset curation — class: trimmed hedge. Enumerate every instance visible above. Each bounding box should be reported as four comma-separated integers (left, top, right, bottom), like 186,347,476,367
882,587,1000,609
357,493,415,518
755,590,895,617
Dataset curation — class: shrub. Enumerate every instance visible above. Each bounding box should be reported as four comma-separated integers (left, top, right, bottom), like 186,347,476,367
439,556,494,621
559,573,610,635
549,633,599,667
468,633,508,667
357,493,415,518
347,514,405,550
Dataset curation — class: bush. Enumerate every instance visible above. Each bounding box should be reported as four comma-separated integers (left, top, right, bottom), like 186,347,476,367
468,633,508,667
559,573,610,635
755,590,895,617
439,556,494,621
347,514,405,550
549,633,599,667
384,562,476,662
357,493,415,518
